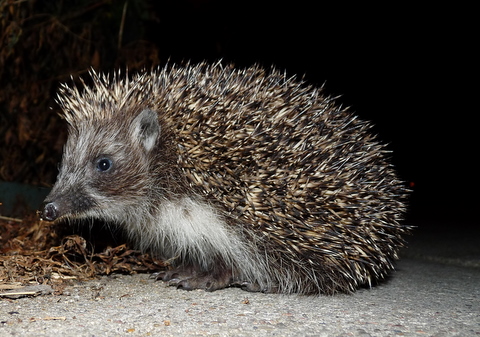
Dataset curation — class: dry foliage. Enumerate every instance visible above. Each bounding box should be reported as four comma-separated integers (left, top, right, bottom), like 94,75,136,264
0,216,166,290
0,0,160,186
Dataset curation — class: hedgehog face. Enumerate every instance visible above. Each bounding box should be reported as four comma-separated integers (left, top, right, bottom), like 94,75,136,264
42,109,161,223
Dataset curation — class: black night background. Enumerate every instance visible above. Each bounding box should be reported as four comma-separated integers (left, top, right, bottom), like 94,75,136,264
146,2,476,227
0,1,477,231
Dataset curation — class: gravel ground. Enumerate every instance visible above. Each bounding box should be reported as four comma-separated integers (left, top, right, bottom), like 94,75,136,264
1,225,479,337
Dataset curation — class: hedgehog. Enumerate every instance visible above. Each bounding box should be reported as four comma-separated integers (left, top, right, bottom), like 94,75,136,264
42,61,410,295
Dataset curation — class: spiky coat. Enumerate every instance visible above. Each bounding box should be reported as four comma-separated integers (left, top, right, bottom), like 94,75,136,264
44,62,409,294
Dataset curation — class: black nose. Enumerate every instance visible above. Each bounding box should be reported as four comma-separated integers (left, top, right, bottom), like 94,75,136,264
42,202,59,221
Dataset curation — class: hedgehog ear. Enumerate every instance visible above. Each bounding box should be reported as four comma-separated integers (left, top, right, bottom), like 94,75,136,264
132,109,160,152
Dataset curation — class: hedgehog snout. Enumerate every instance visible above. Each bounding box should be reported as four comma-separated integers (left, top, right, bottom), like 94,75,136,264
42,187,96,221
42,201,60,221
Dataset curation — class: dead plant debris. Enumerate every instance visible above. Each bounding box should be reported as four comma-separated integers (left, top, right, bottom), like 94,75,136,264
0,215,167,296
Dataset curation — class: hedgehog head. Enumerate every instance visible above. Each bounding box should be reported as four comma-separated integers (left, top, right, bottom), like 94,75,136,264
43,71,165,223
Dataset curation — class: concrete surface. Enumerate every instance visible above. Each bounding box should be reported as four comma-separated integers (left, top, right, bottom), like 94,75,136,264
1,223,479,337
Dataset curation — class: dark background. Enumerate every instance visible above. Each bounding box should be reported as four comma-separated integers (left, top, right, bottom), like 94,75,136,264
148,2,476,226
1,1,477,227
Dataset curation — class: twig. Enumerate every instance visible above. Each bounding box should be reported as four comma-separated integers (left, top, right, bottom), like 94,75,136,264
118,1,128,50
0,215,23,223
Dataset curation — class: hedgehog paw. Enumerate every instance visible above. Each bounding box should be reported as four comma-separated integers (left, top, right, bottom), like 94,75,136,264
230,280,276,293
175,275,230,291
240,282,263,292
153,270,186,283
153,268,232,292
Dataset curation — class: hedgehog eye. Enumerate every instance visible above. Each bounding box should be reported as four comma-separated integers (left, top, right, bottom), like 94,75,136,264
96,158,113,172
